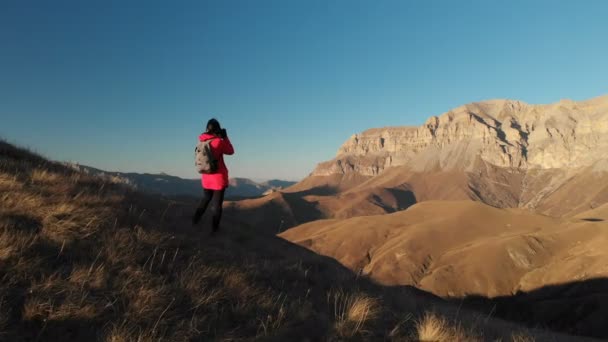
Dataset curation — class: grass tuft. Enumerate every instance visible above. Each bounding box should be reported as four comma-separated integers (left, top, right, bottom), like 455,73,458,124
416,312,474,342
511,331,536,342
331,290,380,338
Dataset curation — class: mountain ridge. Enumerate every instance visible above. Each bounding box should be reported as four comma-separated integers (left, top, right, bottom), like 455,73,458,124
300,95,608,216
322,95,608,175
65,163,296,199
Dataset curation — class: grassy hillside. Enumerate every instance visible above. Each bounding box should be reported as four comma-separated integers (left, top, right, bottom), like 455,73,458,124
0,140,583,341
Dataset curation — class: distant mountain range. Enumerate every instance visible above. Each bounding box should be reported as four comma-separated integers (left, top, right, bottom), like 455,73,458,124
65,164,296,198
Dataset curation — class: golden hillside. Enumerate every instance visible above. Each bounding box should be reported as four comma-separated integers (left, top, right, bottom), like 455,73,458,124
280,200,608,338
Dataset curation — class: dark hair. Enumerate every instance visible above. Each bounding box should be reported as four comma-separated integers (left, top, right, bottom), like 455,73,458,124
206,118,222,135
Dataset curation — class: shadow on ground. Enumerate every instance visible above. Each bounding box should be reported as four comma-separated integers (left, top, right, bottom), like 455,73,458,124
452,278,608,339
580,218,604,222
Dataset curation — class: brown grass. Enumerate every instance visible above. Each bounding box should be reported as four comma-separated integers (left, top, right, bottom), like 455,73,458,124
416,312,475,342
0,226,37,260
511,331,536,342
104,324,159,342
0,296,9,336
256,293,288,337
68,264,108,289
331,290,380,337
0,141,327,340
30,169,62,184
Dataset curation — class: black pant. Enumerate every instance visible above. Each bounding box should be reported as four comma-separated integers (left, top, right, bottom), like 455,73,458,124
192,188,225,232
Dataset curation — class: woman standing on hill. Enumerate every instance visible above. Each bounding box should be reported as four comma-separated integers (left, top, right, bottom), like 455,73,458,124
192,118,234,233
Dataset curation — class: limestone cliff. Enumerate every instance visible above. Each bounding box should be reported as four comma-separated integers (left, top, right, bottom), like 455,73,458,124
313,96,608,177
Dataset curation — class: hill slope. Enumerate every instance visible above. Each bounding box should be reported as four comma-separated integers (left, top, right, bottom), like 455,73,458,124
280,200,608,338
2,140,580,340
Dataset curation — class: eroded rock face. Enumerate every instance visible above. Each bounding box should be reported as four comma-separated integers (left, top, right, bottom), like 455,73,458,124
314,96,608,177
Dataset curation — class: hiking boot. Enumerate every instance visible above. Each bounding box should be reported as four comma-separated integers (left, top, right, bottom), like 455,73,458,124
192,209,204,225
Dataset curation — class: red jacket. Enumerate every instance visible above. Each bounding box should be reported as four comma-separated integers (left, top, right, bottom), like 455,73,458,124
199,133,234,190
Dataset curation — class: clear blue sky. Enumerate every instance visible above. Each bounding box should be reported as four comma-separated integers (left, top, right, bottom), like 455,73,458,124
1,0,606,180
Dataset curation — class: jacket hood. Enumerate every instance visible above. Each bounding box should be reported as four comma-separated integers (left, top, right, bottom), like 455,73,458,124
199,133,218,141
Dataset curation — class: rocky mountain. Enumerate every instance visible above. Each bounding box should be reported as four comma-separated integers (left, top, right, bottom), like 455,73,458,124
228,96,608,237
316,96,608,176
270,96,608,338
308,95,608,216
65,164,296,199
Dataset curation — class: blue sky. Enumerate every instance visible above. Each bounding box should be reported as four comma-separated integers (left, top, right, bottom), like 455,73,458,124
1,0,607,180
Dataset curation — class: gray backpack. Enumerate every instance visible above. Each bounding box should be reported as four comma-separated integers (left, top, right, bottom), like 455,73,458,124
195,139,218,174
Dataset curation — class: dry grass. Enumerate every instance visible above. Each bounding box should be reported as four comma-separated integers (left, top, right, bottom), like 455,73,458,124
331,290,380,337
22,294,100,322
104,324,159,342
30,169,62,184
68,264,108,289
0,226,37,260
416,312,474,342
511,331,536,342
0,173,20,191
0,296,9,336
256,293,288,337
0,141,321,340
